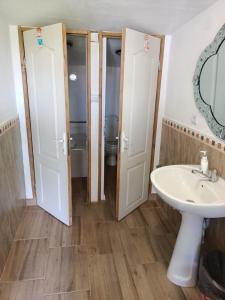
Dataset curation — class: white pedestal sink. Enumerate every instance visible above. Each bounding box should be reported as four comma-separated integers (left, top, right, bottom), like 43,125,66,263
151,165,225,287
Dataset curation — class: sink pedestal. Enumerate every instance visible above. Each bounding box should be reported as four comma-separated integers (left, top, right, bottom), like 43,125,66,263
167,212,204,287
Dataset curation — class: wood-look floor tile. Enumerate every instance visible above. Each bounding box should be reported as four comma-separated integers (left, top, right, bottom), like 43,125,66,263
181,287,201,300
89,253,123,300
45,291,90,300
140,207,168,235
131,262,185,300
0,173,201,299
139,198,161,209
148,231,173,264
73,199,113,224
156,207,181,235
25,206,45,213
0,279,45,300
45,246,90,294
96,223,112,254
15,210,49,240
76,203,113,223
108,223,124,254
129,264,155,300
113,253,139,300
89,203,114,223
49,217,81,248
1,239,48,281
80,216,97,247
144,262,185,300
72,200,87,217
166,232,177,249
120,226,156,266
123,209,146,229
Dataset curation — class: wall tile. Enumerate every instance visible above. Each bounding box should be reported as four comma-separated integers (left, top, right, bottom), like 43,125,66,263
0,118,26,274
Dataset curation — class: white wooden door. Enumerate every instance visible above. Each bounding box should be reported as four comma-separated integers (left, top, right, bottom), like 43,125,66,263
24,24,72,225
117,28,160,220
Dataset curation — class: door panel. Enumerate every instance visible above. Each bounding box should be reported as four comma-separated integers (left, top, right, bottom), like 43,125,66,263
126,162,145,208
32,48,59,158
117,28,160,220
24,24,72,225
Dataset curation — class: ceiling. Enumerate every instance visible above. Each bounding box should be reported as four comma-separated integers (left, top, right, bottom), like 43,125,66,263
0,0,218,34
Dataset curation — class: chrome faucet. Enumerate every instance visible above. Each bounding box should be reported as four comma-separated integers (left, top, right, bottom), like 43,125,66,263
191,168,219,182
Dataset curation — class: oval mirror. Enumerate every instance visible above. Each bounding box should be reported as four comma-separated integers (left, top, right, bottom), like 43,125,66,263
193,24,225,140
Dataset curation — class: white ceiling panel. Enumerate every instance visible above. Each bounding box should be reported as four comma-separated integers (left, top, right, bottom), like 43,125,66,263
0,0,218,34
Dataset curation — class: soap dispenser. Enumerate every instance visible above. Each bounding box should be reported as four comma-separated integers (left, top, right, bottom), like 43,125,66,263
200,151,208,174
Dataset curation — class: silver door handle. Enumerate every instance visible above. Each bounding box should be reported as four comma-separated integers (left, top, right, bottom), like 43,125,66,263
54,137,64,142
53,133,67,155
121,132,129,152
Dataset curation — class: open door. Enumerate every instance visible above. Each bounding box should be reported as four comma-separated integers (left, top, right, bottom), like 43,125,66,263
116,28,160,220
23,23,72,225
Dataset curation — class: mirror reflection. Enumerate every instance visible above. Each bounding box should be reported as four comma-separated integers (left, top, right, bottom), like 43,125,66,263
200,41,225,126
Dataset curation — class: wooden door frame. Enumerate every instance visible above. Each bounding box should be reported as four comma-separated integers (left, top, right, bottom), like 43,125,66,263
98,30,165,218
18,26,92,211
115,29,125,219
98,31,122,202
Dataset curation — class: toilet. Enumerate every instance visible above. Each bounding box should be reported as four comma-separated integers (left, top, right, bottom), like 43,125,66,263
104,115,118,166
105,138,118,166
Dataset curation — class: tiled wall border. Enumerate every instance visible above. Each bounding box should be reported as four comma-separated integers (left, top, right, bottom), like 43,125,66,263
0,116,19,137
163,118,225,153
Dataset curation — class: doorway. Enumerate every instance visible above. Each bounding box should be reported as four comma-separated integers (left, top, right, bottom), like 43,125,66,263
100,36,122,218
20,25,91,225
99,29,162,221
22,24,72,225
20,25,162,225
66,33,91,206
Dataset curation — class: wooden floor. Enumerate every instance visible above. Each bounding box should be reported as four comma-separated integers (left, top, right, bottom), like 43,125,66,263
0,179,200,300
104,165,117,219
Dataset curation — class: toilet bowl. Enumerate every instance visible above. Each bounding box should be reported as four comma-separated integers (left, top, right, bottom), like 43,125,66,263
105,139,118,166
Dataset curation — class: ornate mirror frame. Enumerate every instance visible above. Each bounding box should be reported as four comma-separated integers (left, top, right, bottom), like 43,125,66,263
193,23,225,140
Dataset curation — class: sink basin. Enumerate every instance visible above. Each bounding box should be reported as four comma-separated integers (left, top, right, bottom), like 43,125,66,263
151,165,225,287
151,165,225,218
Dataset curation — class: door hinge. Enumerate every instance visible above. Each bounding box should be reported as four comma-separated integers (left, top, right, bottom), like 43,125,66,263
22,58,26,71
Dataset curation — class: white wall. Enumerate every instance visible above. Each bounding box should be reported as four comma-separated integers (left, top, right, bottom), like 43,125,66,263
0,16,17,124
105,66,120,119
68,65,87,122
9,26,33,199
164,0,225,142
68,64,87,178
90,33,99,202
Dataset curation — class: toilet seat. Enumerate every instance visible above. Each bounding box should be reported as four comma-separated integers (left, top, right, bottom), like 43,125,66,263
105,138,118,166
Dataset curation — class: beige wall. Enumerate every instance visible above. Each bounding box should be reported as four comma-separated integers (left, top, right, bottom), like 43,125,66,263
0,120,26,274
